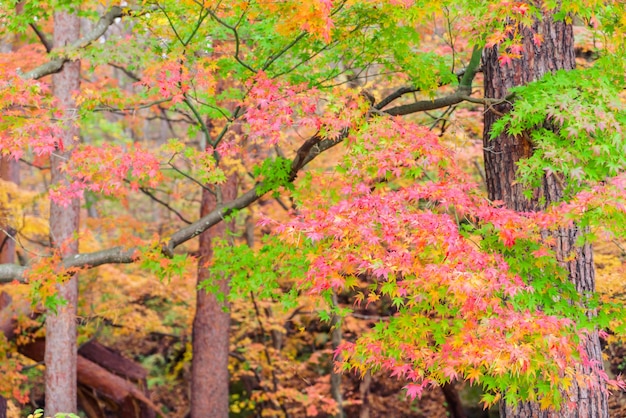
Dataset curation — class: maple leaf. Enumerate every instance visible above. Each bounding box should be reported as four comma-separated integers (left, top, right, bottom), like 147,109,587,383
511,2,529,16
498,54,514,66
466,368,482,384
306,404,318,416
404,383,425,400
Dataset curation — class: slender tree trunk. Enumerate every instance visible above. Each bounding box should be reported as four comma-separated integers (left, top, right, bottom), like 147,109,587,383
482,14,608,418
0,158,17,418
359,370,371,418
330,290,345,418
0,30,20,418
0,10,20,268
190,177,237,418
45,11,81,416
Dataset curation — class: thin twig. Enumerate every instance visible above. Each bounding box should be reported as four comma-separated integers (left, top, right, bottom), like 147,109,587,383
205,7,257,73
157,3,184,46
166,160,216,194
183,96,213,145
29,23,53,52
134,184,193,224
0,227,47,258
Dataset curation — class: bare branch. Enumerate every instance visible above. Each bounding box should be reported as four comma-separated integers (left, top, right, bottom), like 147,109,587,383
374,86,420,110
108,63,141,81
135,185,193,225
166,161,216,194
21,7,125,80
205,7,256,73
0,264,26,281
29,23,53,52
385,90,469,116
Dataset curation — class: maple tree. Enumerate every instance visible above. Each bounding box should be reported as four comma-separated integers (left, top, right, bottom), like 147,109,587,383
1,0,626,417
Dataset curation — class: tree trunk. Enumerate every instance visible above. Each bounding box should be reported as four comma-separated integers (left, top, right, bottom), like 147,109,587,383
0,7,20,268
441,383,467,418
45,11,81,416
359,370,371,418
482,14,609,418
190,177,237,418
0,26,20,418
330,290,345,418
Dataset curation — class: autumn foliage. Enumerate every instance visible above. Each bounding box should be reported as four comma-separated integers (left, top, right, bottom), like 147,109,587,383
1,0,626,417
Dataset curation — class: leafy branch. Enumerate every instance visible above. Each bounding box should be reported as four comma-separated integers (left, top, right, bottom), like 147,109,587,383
0,46,485,283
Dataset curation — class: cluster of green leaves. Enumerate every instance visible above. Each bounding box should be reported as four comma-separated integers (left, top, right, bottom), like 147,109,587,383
0,0,96,35
490,55,626,198
252,157,294,196
208,236,311,309
475,222,626,333
27,409,79,418
140,245,189,282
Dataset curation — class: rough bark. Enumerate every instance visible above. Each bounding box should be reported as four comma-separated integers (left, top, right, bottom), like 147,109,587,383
45,10,81,416
190,176,238,418
482,15,609,418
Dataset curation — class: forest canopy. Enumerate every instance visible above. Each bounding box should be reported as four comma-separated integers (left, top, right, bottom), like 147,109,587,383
1,1,626,417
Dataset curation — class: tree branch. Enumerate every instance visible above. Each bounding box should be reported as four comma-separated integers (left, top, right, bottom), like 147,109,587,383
205,6,256,73
0,47,484,283
374,86,420,110
136,186,193,225
384,90,470,116
0,132,344,283
29,23,53,53
21,7,125,80
380,45,483,115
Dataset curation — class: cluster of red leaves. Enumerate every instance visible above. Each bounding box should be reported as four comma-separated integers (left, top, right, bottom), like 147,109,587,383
140,58,192,104
0,67,62,159
0,352,28,405
50,143,164,206
243,72,367,145
272,115,625,405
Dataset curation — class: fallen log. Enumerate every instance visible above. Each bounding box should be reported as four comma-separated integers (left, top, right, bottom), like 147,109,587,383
0,292,158,417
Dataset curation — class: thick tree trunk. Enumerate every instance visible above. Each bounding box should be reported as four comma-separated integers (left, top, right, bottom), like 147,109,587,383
190,177,237,418
45,11,81,416
482,15,608,418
